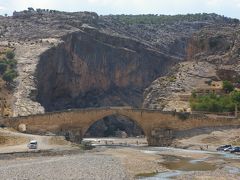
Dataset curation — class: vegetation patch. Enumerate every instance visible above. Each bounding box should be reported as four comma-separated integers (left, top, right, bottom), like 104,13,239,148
222,80,234,93
190,81,240,112
190,93,235,112
80,141,94,150
113,13,239,25
0,48,18,84
168,76,177,82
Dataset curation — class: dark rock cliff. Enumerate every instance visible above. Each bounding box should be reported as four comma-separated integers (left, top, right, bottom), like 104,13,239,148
36,29,178,111
34,13,237,111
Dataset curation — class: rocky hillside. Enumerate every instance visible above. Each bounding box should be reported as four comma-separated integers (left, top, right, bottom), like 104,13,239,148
0,9,239,135
143,24,240,111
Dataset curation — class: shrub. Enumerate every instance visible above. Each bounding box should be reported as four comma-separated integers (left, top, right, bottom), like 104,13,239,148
0,62,7,74
81,141,94,150
222,80,234,93
231,91,240,105
2,70,18,83
5,50,15,60
191,91,197,98
169,76,176,82
6,59,17,68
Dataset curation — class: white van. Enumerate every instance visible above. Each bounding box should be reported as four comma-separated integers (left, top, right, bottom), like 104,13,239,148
27,140,38,149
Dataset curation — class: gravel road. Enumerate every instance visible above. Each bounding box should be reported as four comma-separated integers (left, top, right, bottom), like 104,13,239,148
0,153,130,180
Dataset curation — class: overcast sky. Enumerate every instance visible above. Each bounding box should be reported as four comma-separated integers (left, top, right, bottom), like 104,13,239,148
0,0,240,19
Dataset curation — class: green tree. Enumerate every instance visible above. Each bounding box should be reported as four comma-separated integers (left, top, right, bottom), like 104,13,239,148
222,80,234,93
231,91,240,103
191,91,197,98
0,62,7,74
7,59,17,68
5,50,15,60
2,70,17,84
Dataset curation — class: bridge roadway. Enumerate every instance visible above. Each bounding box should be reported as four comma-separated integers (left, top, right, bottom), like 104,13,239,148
2,107,240,146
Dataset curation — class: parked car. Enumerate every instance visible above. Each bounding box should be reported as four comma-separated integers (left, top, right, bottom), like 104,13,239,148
216,145,232,151
223,146,234,152
230,147,240,153
27,140,38,149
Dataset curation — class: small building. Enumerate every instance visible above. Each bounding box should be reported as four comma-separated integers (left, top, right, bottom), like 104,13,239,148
194,81,223,96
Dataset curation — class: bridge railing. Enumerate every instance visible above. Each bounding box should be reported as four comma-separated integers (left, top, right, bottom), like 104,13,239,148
6,106,237,121
8,106,187,120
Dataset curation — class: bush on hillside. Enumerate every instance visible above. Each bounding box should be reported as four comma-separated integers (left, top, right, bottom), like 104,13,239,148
231,91,240,105
114,13,238,25
190,93,235,112
0,62,7,74
2,70,18,84
222,80,234,93
6,59,17,68
5,50,15,60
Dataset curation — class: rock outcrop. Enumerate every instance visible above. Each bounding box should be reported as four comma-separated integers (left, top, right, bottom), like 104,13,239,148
143,24,240,111
0,9,239,135
36,29,177,110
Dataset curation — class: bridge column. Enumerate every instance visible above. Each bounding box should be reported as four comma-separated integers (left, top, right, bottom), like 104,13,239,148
148,128,174,146
62,128,83,143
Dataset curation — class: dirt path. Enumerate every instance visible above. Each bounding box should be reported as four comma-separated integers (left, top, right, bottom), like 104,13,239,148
0,128,73,153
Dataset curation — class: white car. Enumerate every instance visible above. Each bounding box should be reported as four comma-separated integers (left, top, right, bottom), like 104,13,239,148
223,146,234,152
27,140,38,149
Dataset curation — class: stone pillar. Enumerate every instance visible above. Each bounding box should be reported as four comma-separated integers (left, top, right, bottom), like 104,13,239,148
63,128,83,143
148,128,173,146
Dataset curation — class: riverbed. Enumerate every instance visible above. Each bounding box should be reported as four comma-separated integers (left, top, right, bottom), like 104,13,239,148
85,138,240,179
0,128,239,179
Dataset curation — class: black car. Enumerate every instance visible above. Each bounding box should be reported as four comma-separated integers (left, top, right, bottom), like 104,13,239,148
216,145,232,151
230,147,240,153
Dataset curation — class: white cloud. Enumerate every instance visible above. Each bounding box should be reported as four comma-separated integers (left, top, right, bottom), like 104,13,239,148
206,0,224,6
0,6,5,10
234,0,240,7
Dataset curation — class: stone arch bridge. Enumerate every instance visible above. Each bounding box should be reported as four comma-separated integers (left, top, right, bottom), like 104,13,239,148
2,107,240,146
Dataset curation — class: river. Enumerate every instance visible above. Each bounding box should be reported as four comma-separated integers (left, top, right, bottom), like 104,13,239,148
83,138,240,179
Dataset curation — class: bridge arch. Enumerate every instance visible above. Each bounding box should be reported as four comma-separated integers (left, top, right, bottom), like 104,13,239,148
51,108,150,144
83,113,146,138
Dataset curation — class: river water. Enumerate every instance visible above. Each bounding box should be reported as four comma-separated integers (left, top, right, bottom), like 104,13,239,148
137,147,240,179
83,138,240,179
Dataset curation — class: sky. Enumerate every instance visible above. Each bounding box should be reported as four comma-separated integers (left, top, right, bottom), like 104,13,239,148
0,0,240,19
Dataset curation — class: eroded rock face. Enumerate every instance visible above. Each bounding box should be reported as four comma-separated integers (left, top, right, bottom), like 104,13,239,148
143,25,240,111
36,29,178,110
1,10,239,136
11,39,63,117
